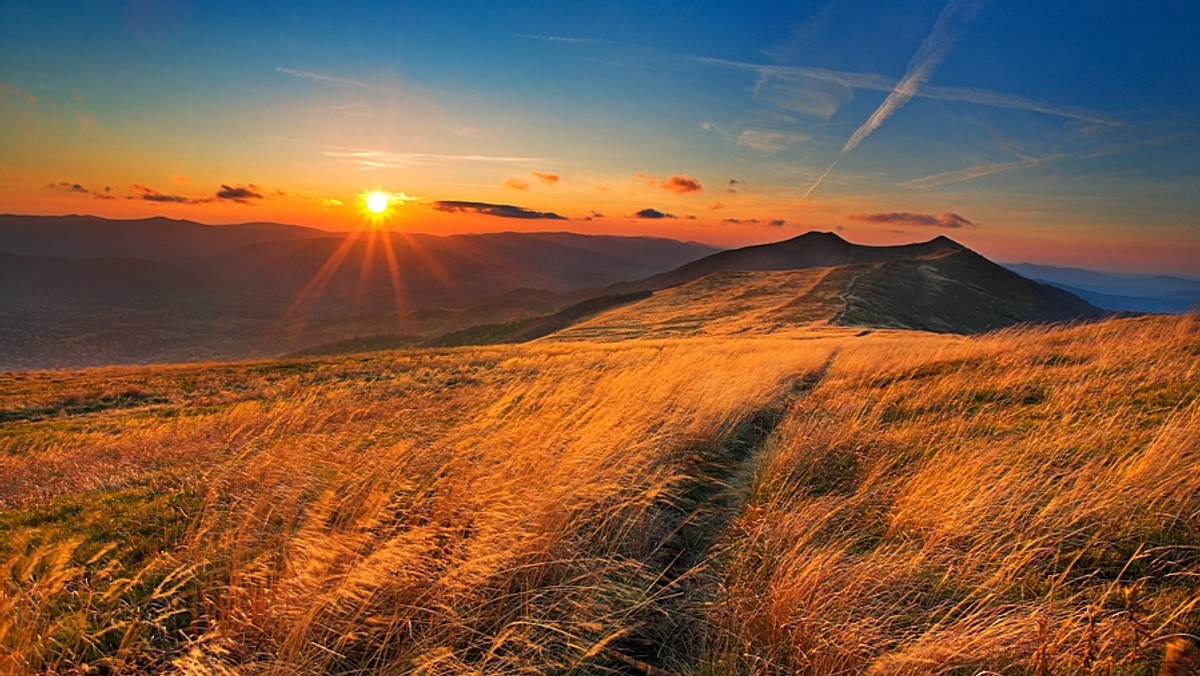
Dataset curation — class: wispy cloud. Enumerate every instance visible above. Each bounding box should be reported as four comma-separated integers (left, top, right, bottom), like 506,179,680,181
432,200,566,220
688,54,1115,127
842,0,985,154
518,34,612,45
325,147,542,170
47,181,113,200
504,178,530,190
848,211,979,228
275,67,377,90
0,82,38,106
127,183,210,204
899,134,1188,189
722,217,787,227
216,183,267,203
533,171,560,186
737,129,809,153
801,0,985,198
900,155,1060,189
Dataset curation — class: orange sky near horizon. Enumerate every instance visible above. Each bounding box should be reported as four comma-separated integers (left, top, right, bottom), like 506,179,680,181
3,2,1199,277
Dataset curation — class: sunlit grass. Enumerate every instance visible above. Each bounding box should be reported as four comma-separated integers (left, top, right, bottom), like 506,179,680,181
2,316,1197,673
706,315,1200,673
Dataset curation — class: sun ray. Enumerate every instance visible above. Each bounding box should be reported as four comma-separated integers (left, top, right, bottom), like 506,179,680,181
376,229,411,323
353,229,379,318
273,230,362,332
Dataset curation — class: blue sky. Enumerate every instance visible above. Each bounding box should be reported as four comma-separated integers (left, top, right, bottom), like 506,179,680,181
2,0,1198,274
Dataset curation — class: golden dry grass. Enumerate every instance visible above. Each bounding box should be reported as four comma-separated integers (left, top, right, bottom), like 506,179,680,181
1,336,839,672
708,315,1200,673
1,315,1197,674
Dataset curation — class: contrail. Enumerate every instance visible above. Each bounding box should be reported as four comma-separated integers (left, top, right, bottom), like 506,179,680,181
802,158,840,199
805,0,985,198
688,55,1116,126
275,67,377,90
899,134,1190,189
842,0,985,154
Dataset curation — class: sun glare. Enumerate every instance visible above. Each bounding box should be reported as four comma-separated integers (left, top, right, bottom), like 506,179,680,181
366,191,389,214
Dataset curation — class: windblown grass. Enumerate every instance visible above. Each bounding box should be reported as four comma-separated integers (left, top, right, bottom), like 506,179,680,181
2,315,1197,673
707,315,1200,673
2,337,837,673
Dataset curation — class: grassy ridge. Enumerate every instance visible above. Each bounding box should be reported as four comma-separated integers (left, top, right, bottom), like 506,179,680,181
1,316,1197,673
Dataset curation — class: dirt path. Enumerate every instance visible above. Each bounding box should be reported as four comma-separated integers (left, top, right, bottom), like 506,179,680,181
605,352,838,674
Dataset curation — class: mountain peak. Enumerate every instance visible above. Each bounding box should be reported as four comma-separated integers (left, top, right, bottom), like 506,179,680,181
926,235,966,249
791,230,850,244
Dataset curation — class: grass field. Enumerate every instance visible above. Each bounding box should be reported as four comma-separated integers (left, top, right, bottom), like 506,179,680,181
2,315,1197,673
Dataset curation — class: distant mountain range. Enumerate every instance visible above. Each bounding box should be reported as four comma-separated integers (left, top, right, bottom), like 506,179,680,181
0,217,1117,369
1003,262,1200,314
0,215,716,369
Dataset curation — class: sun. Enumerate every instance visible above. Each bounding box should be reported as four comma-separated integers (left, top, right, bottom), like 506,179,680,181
366,191,389,214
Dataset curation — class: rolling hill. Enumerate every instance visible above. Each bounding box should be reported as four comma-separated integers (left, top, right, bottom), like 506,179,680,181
0,215,717,369
542,232,1107,341
0,220,1111,368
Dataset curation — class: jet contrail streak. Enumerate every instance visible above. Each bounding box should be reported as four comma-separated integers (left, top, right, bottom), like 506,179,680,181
842,0,985,154
803,158,840,199
805,0,984,198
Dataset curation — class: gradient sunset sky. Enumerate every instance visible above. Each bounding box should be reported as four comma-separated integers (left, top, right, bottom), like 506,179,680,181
2,1,1198,275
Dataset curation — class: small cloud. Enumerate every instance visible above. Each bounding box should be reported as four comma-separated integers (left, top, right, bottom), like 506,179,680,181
47,181,114,200
504,178,530,191
708,202,726,210
583,210,604,221
128,183,210,204
836,225,846,232
662,174,702,194
634,208,674,219
47,181,89,194
321,198,344,209
0,82,37,106
721,217,788,227
737,129,809,154
635,172,657,188
216,183,266,203
170,175,190,185
847,211,979,228
454,126,482,136
533,171,560,187
432,200,566,220
727,179,744,193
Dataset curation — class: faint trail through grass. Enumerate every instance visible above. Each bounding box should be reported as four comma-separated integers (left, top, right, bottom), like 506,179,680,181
608,352,839,673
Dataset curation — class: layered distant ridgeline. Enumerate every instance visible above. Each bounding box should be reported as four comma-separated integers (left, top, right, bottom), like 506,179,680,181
1,218,1109,368
0,215,717,368
1004,262,1200,314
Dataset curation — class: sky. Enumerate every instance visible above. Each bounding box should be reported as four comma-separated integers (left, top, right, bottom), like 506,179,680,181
1,0,1198,275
